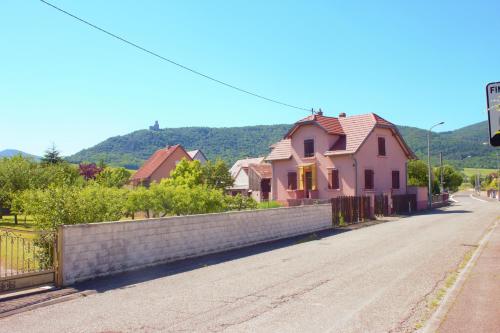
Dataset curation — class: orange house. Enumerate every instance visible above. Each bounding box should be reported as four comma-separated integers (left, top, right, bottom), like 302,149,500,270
130,144,192,187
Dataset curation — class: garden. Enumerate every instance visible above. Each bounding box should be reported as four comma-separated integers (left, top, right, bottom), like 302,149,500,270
0,148,257,232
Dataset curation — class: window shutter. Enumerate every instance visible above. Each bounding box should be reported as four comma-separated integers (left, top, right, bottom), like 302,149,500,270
392,170,400,189
333,169,340,189
365,170,374,190
328,169,333,189
288,172,297,190
378,137,386,156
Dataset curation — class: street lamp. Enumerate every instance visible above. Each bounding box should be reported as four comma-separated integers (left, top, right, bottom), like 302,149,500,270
428,121,444,208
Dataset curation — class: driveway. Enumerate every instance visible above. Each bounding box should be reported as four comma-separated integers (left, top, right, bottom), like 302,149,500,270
1,193,498,332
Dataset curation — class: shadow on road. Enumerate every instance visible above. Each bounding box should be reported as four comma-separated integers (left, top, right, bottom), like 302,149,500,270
73,228,349,294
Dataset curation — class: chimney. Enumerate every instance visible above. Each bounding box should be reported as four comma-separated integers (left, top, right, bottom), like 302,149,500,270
338,112,346,118
317,108,323,116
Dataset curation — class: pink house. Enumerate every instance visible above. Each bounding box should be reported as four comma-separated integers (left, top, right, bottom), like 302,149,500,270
266,112,416,204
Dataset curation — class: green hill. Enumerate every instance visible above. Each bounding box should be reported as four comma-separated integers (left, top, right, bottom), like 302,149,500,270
68,121,498,170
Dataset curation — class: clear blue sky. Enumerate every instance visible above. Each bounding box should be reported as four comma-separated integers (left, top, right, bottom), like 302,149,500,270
1,0,499,156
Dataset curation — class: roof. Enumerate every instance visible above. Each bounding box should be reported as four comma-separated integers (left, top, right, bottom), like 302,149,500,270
265,139,292,161
267,113,415,160
187,149,207,161
285,114,344,138
248,163,272,179
229,157,265,178
131,144,190,181
325,113,415,158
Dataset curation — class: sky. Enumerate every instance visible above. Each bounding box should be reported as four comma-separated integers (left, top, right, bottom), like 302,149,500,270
1,0,499,156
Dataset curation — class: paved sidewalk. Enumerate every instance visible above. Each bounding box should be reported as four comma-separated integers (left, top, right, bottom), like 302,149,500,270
438,221,500,333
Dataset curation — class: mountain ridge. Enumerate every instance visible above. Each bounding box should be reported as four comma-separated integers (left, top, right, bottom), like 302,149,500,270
0,149,40,160
67,120,497,170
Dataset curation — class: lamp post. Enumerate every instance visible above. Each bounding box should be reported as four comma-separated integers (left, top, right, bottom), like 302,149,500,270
428,121,444,208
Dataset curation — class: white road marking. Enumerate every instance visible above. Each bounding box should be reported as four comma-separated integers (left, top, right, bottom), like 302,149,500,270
469,194,488,203
449,195,458,203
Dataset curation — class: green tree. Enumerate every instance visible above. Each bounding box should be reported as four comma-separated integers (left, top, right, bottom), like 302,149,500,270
168,159,203,187
41,144,64,165
434,165,464,192
18,184,126,230
96,167,132,188
0,156,37,223
407,160,430,187
224,194,257,211
125,186,154,218
202,159,234,190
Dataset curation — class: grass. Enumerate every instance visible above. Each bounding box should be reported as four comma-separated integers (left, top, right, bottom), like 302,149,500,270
426,249,475,311
462,168,497,178
0,215,36,232
257,201,283,209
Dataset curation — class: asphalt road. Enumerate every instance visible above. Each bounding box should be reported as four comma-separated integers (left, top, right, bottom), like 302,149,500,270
1,193,498,333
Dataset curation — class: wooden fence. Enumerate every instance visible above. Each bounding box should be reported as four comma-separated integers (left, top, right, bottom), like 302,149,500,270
374,195,389,216
331,196,371,226
391,194,417,215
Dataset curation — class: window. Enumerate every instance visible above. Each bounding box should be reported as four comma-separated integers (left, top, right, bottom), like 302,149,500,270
392,170,400,189
328,169,340,189
287,172,297,190
364,169,374,190
378,137,386,156
304,139,315,157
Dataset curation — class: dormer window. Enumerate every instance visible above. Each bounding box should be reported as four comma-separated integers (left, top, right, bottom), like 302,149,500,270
378,137,386,156
304,139,314,157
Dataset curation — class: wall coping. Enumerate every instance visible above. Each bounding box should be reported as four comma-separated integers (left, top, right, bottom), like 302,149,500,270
61,203,331,229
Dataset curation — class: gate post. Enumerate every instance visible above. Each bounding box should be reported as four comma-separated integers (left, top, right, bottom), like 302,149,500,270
54,225,64,287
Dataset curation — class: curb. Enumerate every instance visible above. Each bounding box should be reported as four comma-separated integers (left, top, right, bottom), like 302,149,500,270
420,219,499,333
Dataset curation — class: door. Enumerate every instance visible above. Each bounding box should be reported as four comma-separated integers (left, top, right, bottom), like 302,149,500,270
304,171,313,198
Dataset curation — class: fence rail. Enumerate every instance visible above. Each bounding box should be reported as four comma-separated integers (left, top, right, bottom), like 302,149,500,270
331,196,371,226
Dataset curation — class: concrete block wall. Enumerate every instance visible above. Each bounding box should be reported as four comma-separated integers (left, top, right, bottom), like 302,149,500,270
59,204,332,285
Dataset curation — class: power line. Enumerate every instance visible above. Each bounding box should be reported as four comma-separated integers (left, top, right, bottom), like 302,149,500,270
39,0,311,112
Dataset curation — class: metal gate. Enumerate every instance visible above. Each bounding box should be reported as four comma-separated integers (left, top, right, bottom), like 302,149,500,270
0,228,57,292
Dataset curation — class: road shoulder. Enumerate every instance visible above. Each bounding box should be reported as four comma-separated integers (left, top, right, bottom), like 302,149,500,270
423,219,500,332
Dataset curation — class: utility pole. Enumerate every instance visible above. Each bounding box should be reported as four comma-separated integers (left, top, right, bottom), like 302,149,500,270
427,122,444,208
439,152,444,193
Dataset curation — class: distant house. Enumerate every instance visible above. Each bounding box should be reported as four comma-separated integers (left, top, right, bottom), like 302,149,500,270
130,144,192,187
248,163,272,202
227,157,265,195
266,112,415,204
188,150,208,165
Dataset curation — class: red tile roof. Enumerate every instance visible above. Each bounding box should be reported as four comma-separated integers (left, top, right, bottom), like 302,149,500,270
131,144,190,181
248,163,272,179
268,112,415,160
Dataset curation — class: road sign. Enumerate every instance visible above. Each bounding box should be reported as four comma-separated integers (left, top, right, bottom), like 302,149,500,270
486,82,500,146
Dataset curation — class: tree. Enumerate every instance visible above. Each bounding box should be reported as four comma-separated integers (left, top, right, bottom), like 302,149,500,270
433,165,464,192
95,167,132,188
407,160,430,187
202,159,234,190
0,156,36,223
41,144,64,165
168,159,203,187
125,186,154,218
78,163,103,180
18,184,126,230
